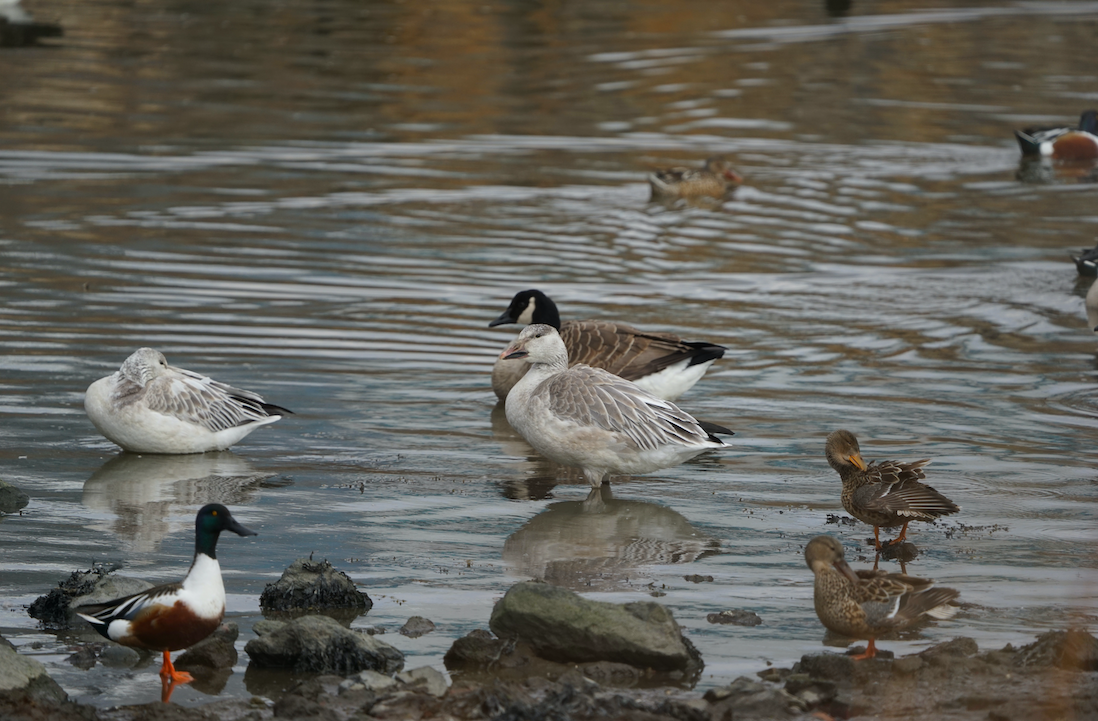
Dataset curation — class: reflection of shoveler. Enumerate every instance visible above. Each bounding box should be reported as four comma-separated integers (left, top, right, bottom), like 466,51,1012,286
1072,240,1098,277
501,324,732,488
489,289,725,402
648,156,743,200
84,347,291,454
75,504,257,700
825,430,959,550
1015,110,1098,161
805,535,959,660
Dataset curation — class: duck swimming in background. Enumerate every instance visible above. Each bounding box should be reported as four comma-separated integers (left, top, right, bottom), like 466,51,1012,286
1015,110,1098,161
647,156,743,200
75,504,257,701
1072,240,1098,277
84,347,291,454
804,535,959,660
489,289,725,402
825,430,959,550
502,324,732,488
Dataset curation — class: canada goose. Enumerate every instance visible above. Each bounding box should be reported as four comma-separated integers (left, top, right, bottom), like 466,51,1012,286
489,289,725,402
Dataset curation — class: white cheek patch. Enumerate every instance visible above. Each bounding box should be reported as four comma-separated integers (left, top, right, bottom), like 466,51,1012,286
516,298,536,325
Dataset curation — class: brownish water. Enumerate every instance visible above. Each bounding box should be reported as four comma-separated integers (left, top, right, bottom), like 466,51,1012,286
1,0,1097,707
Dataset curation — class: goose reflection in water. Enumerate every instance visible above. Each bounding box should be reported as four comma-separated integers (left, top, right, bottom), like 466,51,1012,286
83,451,276,552
502,485,720,592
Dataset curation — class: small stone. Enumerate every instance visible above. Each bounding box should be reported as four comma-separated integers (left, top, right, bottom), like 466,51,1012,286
0,480,29,514
245,615,403,675
893,655,924,675
176,623,239,670
443,629,505,671
398,616,435,639
253,619,287,636
98,644,141,668
396,666,449,697
683,574,714,583
65,646,97,670
339,669,397,694
707,609,763,626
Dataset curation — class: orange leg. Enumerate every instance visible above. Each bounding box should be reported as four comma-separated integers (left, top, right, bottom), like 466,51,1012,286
883,521,911,547
850,638,878,660
159,649,194,684
872,526,883,551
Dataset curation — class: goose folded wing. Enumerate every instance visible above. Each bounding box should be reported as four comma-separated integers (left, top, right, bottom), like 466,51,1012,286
545,367,710,451
145,368,275,432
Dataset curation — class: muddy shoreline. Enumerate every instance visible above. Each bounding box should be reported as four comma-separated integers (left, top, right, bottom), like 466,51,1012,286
4,628,1096,721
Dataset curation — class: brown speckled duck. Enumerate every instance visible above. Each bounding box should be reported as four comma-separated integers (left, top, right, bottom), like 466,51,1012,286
825,429,959,550
648,156,743,200
805,535,959,660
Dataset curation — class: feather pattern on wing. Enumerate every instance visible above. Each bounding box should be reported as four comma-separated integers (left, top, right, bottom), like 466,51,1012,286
542,364,716,451
142,366,280,433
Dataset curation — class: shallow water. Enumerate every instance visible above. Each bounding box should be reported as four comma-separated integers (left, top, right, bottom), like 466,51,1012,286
2,0,1098,708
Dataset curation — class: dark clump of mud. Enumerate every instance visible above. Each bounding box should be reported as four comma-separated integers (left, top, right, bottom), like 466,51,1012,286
259,558,372,619
27,565,121,627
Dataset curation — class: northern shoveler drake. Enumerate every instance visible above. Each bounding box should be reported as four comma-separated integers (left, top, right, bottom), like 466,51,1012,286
84,347,291,454
647,156,743,200
501,324,732,488
825,430,959,550
1072,240,1098,277
804,535,959,660
1015,110,1098,161
75,504,256,700
489,289,726,402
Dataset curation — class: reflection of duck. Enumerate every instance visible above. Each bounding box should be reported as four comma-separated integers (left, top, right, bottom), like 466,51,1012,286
85,347,291,454
489,289,725,402
503,325,732,488
825,430,959,550
76,504,257,703
1015,110,1098,161
0,0,62,47
503,486,720,591
648,157,743,201
804,536,958,660
83,451,272,551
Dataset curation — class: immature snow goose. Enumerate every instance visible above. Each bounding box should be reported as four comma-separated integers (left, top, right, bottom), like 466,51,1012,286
805,535,959,660
502,324,732,488
85,347,291,454
489,289,725,402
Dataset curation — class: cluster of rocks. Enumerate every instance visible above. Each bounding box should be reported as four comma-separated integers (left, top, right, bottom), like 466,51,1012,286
6,557,1098,721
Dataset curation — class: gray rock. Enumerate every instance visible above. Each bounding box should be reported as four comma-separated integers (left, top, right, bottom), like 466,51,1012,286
253,619,287,636
0,636,66,702
399,616,435,638
704,676,807,718
98,644,141,668
244,614,403,675
707,609,763,626
488,581,702,673
1014,628,1098,671
443,628,505,671
176,622,238,670
396,666,449,697
338,668,397,694
0,480,29,514
260,558,372,617
28,565,152,628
